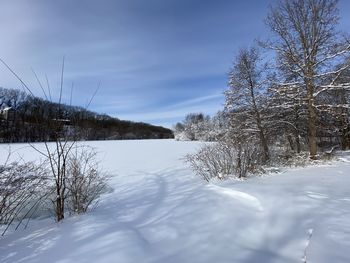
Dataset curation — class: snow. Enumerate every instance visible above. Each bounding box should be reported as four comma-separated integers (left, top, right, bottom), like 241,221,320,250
1,140,350,263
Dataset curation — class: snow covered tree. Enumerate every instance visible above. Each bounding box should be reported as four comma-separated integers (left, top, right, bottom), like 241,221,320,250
265,0,350,158
211,111,230,139
267,82,307,153
336,63,350,149
225,47,270,162
174,113,217,141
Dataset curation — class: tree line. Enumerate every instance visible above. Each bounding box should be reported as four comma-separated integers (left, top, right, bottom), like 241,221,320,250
0,87,173,143
174,112,228,141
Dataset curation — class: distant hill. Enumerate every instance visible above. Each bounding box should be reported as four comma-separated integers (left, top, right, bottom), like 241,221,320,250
0,87,173,143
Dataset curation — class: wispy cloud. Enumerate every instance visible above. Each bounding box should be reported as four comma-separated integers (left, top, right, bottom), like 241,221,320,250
114,92,225,128
5,0,338,127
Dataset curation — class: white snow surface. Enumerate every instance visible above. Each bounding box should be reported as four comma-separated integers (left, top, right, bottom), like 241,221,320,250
1,140,350,263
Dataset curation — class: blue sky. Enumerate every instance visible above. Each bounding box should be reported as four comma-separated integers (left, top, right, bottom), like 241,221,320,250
1,0,349,128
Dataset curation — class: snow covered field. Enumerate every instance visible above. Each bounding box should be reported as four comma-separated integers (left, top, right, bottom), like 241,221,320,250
1,139,350,263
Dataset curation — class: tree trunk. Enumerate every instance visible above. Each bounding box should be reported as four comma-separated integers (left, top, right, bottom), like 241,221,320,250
339,91,350,150
294,108,301,154
249,84,270,163
255,108,269,162
287,134,295,151
307,92,317,159
295,131,301,154
56,196,64,222
259,127,270,162
341,124,350,150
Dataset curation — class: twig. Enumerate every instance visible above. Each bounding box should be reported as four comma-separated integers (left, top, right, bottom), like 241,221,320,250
302,228,314,263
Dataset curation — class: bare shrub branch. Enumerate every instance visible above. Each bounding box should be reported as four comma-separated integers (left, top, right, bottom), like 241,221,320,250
0,159,49,235
66,146,109,214
186,140,261,182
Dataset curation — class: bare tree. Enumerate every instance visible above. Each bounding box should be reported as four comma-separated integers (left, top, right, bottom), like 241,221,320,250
225,47,270,162
1,58,108,223
265,0,350,158
27,58,76,222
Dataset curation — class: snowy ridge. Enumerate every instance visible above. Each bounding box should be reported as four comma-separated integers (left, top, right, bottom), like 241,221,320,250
207,184,264,212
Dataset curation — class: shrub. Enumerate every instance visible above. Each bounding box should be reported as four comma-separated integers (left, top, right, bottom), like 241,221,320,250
66,146,109,214
0,160,48,235
186,142,235,181
186,139,262,182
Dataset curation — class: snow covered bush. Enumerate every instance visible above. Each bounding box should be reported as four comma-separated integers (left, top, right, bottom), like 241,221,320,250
66,146,109,214
0,160,48,235
234,140,261,178
186,140,260,181
186,142,235,181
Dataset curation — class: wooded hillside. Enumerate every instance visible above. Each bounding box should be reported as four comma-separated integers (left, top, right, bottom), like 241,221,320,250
0,87,173,143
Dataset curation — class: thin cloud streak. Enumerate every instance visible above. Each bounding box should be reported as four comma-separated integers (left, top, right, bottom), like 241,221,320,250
115,94,224,127
1,0,348,127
